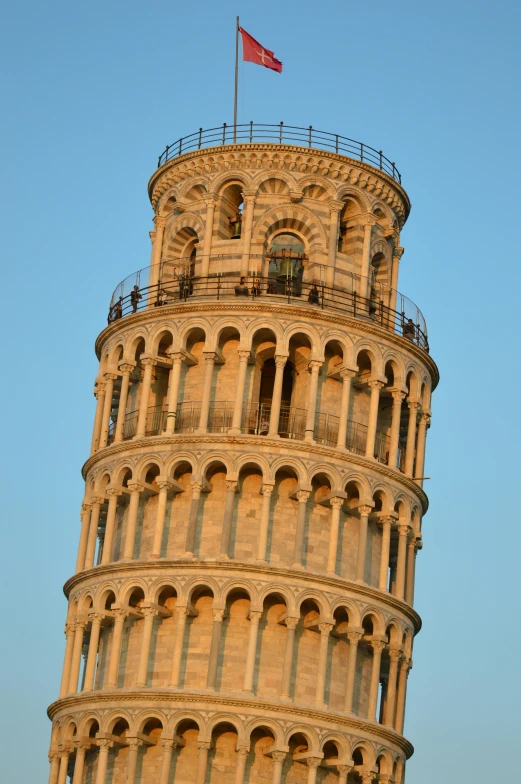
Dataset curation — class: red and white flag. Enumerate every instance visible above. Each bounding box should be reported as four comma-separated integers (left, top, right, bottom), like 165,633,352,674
239,27,283,73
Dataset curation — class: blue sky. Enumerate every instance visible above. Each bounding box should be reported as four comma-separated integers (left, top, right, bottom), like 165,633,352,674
1,1,520,781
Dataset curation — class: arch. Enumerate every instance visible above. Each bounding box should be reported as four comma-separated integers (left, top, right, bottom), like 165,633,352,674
335,184,371,211
251,204,328,250
200,453,233,479
220,580,256,605
257,584,293,614
268,458,306,485
244,718,284,749
360,607,386,636
232,454,269,479
148,324,177,356
177,176,211,201
307,463,342,490
164,211,206,247
211,170,253,195
329,597,361,627
283,725,320,752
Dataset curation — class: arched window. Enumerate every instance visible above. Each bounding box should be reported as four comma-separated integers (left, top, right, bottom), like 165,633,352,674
259,358,294,404
267,233,306,294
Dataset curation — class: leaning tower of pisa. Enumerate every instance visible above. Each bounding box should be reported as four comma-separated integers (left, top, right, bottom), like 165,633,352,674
47,124,437,784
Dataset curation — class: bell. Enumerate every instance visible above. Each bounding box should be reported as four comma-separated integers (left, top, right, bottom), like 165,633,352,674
230,219,242,239
277,257,294,279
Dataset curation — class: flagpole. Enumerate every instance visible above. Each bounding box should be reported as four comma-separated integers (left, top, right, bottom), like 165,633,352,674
234,16,239,142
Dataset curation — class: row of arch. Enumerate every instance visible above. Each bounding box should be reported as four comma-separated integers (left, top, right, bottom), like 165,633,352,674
77,456,422,604
50,711,406,784
62,578,413,736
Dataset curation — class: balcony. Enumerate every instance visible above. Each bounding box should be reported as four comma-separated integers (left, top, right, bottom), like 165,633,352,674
156,122,402,183
108,401,404,469
108,267,429,352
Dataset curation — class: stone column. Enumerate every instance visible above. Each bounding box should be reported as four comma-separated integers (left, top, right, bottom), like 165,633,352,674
158,738,176,784
105,609,128,688
257,484,274,562
76,502,92,573
122,482,144,560
235,746,250,784
126,737,143,783
243,610,262,693
196,741,211,784
71,743,89,784
57,749,70,784
404,399,419,477
99,373,117,448
240,193,256,276
201,197,216,277
197,352,216,433
90,382,106,454
395,658,412,733
306,757,322,784
84,498,103,570
83,613,104,691
206,608,224,689
327,497,344,575
343,630,362,713
355,505,372,583
184,481,203,556
315,622,333,707
136,607,159,687
48,751,60,784
170,606,190,687
114,363,135,442
361,773,375,784
94,739,113,784
304,360,322,442
326,201,343,285
336,368,356,449
378,517,393,591
293,490,310,568
365,380,384,459
135,358,157,438
164,353,183,434
151,478,173,558
415,412,431,485
148,215,167,295
396,524,411,600
389,247,404,312
384,648,401,728
268,355,288,437
101,488,121,565
388,389,406,468
271,751,286,784
359,215,378,298
59,622,75,698
337,764,353,784
280,617,299,699
367,639,386,720
406,537,421,606
230,350,250,433
219,480,238,559
68,619,86,694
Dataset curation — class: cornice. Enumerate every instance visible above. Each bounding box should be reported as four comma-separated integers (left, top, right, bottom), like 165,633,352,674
47,689,414,758
94,300,439,388
82,431,429,514
62,558,422,633
147,143,411,221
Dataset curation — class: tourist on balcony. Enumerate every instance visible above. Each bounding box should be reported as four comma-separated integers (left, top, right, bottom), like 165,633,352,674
130,284,142,313
251,278,261,297
235,276,249,296
114,296,123,319
308,284,320,304
403,318,416,340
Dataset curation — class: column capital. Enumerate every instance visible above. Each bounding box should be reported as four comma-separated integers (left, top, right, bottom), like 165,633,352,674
337,764,354,775
339,366,357,379
197,741,211,751
126,737,144,748
175,605,191,619
285,616,300,630
261,483,275,497
141,606,160,619
119,362,136,374
347,629,364,643
141,356,158,369
88,611,106,624
89,495,104,507
160,737,177,750
74,618,87,631
308,359,323,372
238,348,252,361
361,773,375,784
401,656,413,672
94,382,106,398
420,411,432,425
393,245,405,259
306,757,322,770
105,486,123,499
274,354,289,368
378,514,397,527
318,622,333,634
64,621,75,635
370,639,387,654
202,351,218,362
358,504,373,517
390,388,407,403
329,199,344,214
103,372,118,382
271,751,287,763
156,477,174,491
330,496,344,511
112,608,130,622
368,378,385,390
360,213,379,228
226,479,238,492
407,398,420,410
212,608,225,623
127,481,145,494
96,738,114,749
242,191,257,202
249,610,263,623
236,746,250,759
296,489,310,503
398,523,411,537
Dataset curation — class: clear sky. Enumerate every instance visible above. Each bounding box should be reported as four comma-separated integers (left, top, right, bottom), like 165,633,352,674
1,1,520,781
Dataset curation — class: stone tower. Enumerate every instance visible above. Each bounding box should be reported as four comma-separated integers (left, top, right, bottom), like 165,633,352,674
47,124,437,784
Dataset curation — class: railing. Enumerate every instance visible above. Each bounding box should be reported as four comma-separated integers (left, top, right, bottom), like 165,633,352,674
109,401,403,467
157,123,401,183
108,267,428,351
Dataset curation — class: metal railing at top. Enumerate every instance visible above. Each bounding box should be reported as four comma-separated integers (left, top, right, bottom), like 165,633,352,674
157,123,402,183
109,400,404,468
108,267,428,352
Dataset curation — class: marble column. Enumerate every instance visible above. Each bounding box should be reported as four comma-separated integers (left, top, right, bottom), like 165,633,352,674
355,505,372,583
76,502,92,573
336,368,356,449
396,524,411,600
327,497,344,575
230,350,250,433
197,352,217,433
136,607,159,687
404,399,419,477
365,380,384,459
196,741,211,784
388,389,406,468
367,640,386,720
59,622,75,698
151,478,173,558
135,358,157,438
271,751,286,784
315,622,333,707
384,648,401,728
292,490,310,568
268,356,287,437
68,619,86,694
164,352,183,434
84,498,103,569
94,739,113,784
219,480,238,559
326,201,343,285
378,516,393,591
170,606,190,687
243,611,262,693
280,617,299,699
105,609,128,688
240,192,256,276
184,481,203,557
101,488,121,565
343,630,362,713
83,612,104,691
206,608,224,689
122,482,144,560
100,373,117,448
256,484,274,562
395,658,412,733
114,363,135,442
201,197,216,277
304,361,322,442
90,382,106,454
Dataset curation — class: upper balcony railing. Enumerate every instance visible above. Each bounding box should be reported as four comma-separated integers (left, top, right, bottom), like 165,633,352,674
157,123,402,183
108,260,429,351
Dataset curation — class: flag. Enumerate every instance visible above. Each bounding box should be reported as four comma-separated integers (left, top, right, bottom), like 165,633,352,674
239,27,283,73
